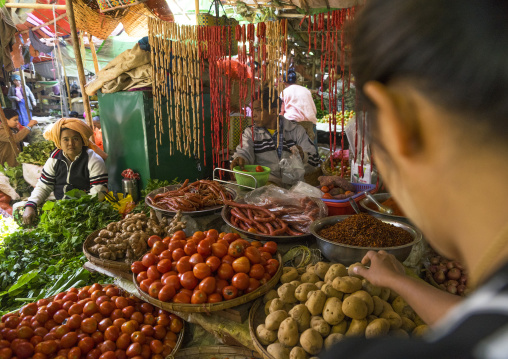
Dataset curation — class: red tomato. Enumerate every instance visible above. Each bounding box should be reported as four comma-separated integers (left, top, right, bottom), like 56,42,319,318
121,320,137,335
99,301,115,317
122,306,135,318
260,251,272,262
148,282,164,299
152,241,167,256
183,242,197,256
231,273,250,290
81,318,97,334
86,348,102,359
228,240,247,258
136,272,148,284
156,259,172,274
159,250,173,260
192,231,205,243
78,336,95,354
211,243,228,258
207,293,223,303
98,318,113,332
222,286,238,300
141,253,157,268
245,278,260,293
115,333,131,350
189,253,204,267
205,256,221,272
217,263,234,280
221,255,236,265
130,331,146,344
263,241,278,255
172,292,191,304
197,239,212,257
60,331,78,348
198,277,216,295
190,290,207,304
222,233,238,244
115,297,128,310
139,279,154,293
232,256,251,274
67,314,82,330
176,257,192,274
255,165,264,172
21,303,38,317
264,263,278,276
249,263,265,279
245,246,261,264
146,265,162,280
179,272,198,290
104,325,120,341
99,351,116,359
130,262,146,275
68,303,84,316
147,235,162,248
162,275,181,291
150,340,164,354
16,326,33,339
192,263,212,280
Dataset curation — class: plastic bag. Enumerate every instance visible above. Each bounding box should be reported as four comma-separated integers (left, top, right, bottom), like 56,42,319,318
290,181,323,199
279,146,305,185
244,184,328,234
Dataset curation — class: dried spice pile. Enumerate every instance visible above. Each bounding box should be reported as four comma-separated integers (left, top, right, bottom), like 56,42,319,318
318,213,413,247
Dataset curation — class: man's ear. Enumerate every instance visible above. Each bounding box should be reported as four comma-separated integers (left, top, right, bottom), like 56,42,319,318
363,81,423,158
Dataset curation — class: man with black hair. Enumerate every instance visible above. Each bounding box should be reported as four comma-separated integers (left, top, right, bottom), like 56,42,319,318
0,108,37,167
231,88,319,183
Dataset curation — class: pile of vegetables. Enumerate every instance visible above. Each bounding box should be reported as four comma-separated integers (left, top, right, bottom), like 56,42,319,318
131,230,280,304
0,190,120,314
425,255,469,296
0,283,184,359
0,164,32,198
16,140,55,166
255,262,428,359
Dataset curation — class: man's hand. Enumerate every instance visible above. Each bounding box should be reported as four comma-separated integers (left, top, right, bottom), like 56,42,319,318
23,207,36,225
296,145,305,160
28,120,38,128
230,156,246,170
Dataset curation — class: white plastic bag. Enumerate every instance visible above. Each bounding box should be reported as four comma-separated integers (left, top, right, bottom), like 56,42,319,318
279,146,305,185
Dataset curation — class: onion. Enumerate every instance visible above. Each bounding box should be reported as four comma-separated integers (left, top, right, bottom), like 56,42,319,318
430,257,440,265
434,271,446,284
446,261,455,270
438,263,448,273
457,285,466,295
460,275,468,284
454,262,464,270
447,285,457,295
446,280,459,287
429,265,438,274
447,268,461,281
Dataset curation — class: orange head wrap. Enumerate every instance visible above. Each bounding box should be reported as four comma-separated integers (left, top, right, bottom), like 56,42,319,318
43,118,94,149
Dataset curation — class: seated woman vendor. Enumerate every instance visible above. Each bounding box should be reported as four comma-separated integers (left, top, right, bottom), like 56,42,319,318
23,118,108,225
231,87,320,183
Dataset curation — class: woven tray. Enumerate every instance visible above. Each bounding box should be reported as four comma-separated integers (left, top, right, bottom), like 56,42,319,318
83,229,132,272
133,253,283,313
173,345,262,359
74,0,123,39
122,3,155,37
248,298,274,359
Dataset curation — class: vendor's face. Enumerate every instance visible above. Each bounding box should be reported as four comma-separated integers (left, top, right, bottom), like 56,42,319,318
61,129,83,159
13,80,20,87
252,100,277,129
6,116,19,129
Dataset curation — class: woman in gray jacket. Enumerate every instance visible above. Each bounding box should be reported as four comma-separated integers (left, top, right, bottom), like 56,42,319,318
8,74,36,126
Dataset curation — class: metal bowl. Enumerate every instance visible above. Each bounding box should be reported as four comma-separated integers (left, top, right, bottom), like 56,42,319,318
145,184,237,218
310,215,422,265
221,205,313,243
359,193,410,224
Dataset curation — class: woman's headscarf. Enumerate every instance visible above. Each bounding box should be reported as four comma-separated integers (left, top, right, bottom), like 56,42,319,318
11,74,20,81
44,118,94,149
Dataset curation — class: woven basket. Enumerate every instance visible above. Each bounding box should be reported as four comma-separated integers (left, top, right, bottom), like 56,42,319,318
248,298,274,359
83,229,132,273
173,345,262,359
97,0,144,13
133,252,283,313
122,3,155,37
74,0,123,39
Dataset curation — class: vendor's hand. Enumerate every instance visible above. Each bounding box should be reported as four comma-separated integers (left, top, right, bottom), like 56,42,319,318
28,120,38,128
353,250,406,289
230,156,246,170
296,145,304,160
23,207,36,225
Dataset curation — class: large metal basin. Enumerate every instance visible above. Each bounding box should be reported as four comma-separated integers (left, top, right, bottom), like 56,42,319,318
310,215,422,265
359,193,411,225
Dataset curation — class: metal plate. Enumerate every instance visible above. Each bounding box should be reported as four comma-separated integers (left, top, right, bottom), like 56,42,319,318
359,193,411,224
221,205,314,243
145,184,237,218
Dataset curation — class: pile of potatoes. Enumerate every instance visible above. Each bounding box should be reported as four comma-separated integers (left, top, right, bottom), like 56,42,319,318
256,262,429,359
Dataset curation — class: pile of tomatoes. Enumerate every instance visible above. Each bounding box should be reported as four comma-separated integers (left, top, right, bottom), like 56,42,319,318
0,284,183,359
131,230,279,304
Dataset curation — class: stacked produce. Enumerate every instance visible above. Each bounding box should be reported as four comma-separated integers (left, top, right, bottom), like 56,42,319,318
132,230,280,304
87,210,186,263
317,111,355,126
0,165,32,198
321,150,351,178
147,180,233,212
319,176,355,200
16,141,55,166
425,255,469,296
255,262,428,359
0,283,183,359
226,198,321,236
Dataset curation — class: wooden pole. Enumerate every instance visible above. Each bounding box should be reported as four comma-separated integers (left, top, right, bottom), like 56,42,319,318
56,39,73,111
311,61,316,89
0,90,5,108
0,108,21,156
194,0,199,24
19,70,33,123
65,0,94,132
5,3,66,10
88,34,100,74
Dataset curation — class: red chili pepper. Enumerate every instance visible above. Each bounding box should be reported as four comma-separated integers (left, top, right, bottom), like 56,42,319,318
299,15,307,27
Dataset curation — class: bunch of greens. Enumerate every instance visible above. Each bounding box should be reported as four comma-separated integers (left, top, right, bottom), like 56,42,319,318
314,96,328,120
0,164,33,198
0,189,120,314
17,140,55,166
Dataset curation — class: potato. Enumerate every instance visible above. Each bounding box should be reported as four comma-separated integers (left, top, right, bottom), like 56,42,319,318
365,318,390,338
281,267,300,284
320,283,343,299
324,333,344,350
278,317,299,346
322,297,345,325
401,317,417,333
278,283,297,304
332,276,362,293
289,304,311,332
265,310,289,331
391,296,408,314
348,262,365,278
267,343,290,359
315,281,324,289
412,325,429,337
305,290,327,316
264,290,279,303
306,264,316,275
314,262,331,280
265,299,274,316
256,324,277,345
331,321,348,335
362,279,382,297
300,329,323,355
345,318,368,337
351,290,374,315
390,328,410,338
290,280,302,288
295,283,318,302
297,266,307,275
269,299,287,314
342,296,368,320
310,316,330,337
388,289,399,303
379,287,391,301
380,310,402,330
324,263,348,282
301,272,320,284
414,315,426,327
372,296,386,316
290,347,308,359
367,315,378,324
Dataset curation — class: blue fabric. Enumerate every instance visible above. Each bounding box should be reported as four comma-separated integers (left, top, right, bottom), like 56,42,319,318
267,119,284,159
11,74,20,81
15,98,30,126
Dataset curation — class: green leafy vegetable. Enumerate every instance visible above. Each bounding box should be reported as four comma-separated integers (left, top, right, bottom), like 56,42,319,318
0,163,33,197
17,140,55,166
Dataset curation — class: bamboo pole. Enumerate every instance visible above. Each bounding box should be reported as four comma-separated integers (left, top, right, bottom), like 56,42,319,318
20,13,67,34
0,90,5,108
5,3,66,10
19,70,33,123
88,34,100,74
65,0,94,132
194,0,199,24
0,108,21,156
56,41,73,111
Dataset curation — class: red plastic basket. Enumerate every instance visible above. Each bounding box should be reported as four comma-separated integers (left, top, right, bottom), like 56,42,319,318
322,183,377,216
